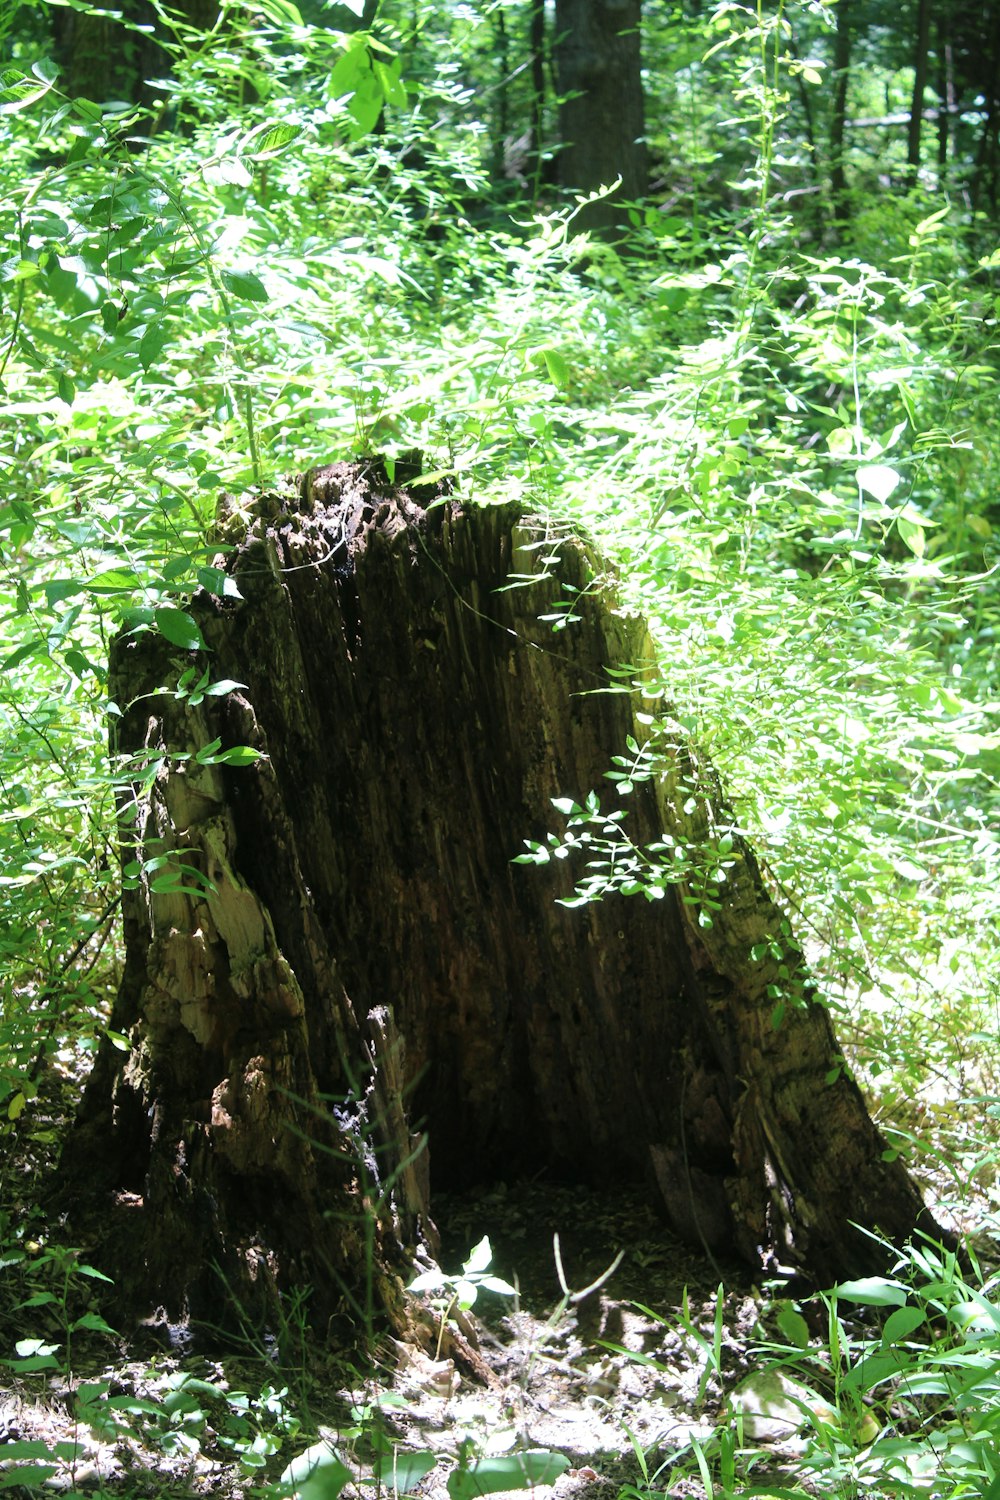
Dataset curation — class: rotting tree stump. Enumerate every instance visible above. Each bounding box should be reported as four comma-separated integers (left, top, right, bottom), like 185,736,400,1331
62,459,947,1339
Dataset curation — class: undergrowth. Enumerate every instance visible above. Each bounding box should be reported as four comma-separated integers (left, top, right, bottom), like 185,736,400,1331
0,0,998,1494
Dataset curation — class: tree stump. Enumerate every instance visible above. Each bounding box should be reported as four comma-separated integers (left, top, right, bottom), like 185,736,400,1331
63,459,944,1338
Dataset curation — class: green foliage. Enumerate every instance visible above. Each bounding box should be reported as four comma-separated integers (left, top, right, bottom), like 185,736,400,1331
726,1240,1000,1500
409,1234,516,1359
613,1246,1000,1500
0,0,998,1490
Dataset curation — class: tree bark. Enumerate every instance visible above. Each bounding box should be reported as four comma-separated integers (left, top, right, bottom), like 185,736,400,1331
553,0,647,233
907,0,933,177
936,10,954,172
51,0,219,114
970,0,1000,214
62,461,946,1339
829,0,853,227
528,0,550,197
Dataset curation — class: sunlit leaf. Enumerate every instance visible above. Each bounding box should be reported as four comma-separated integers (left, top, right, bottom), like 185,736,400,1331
371,1449,437,1491
220,269,268,303
154,608,205,651
280,1440,351,1500
832,1278,907,1307
447,1451,568,1500
856,464,900,503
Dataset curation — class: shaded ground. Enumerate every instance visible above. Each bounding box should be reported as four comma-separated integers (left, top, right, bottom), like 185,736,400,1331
390,1181,758,1498
2,1079,758,1500
1,1075,987,1500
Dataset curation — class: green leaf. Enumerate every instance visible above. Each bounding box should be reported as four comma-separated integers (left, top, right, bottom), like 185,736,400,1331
529,346,569,387
212,745,264,766
252,0,303,22
139,323,169,371
480,1274,516,1296
154,607,205,650
14,1338,60,1357
371,1449,437,1490
374,56,407,107
70,1311,116,1335
775,1303,810,1350
1,640,43,672
0,1440,65,1460
408,1268,446,1293
196,566,242,599
245,122,303,159
464,1235,493,1275
881,1306,927,1344
0,67,52,113
43,580,84,606
76,1263,115,1282
832,1277,907,1307
447,1451,568,1500
347,75,383,138
220,269,268,303
280,1440,352,1500
913,205,950,237
329,42,370,100
203,155,253,187
895,504,932,557
856,464,900,504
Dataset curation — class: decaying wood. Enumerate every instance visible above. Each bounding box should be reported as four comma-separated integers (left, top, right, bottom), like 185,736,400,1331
63,458,946,1336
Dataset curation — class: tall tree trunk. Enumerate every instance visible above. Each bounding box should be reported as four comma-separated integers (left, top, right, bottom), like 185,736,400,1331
493,5,511,182
528,0,550,197
51,0,219,112
788,26,825,241
971,1,1000,214
61,463,947,1340
829,0,853,227
553,0,647,233
907,0,932,177
936,12,954,173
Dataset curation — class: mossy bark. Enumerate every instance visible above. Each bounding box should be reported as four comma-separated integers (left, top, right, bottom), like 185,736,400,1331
63,460,944,1337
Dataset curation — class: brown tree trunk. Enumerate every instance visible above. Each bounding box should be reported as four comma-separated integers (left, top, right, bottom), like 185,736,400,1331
528,0,550,197
907,0,932,177
553,0,647,233
51,0,219,112
62,461,946,1340
936,12,954,173
971,1,1000,214
829,0,853,227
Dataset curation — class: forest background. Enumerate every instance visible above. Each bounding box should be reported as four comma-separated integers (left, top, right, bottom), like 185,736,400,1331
1,0,1000,1495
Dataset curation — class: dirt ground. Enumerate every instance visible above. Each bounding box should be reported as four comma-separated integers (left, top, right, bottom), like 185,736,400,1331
3,1074,978,1500
1,1137,768,1500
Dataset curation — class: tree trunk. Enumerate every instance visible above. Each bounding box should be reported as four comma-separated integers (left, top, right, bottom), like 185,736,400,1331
528,0,550,198
907,0,932,177
970,0,1000,214
936,12,954,173
829,0,853,227
553,0,647,233
51,0,219,113
62,461,946,1340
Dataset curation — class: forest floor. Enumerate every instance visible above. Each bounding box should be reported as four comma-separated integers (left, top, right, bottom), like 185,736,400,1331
0,1176,756,1500
0,1072,976,1500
